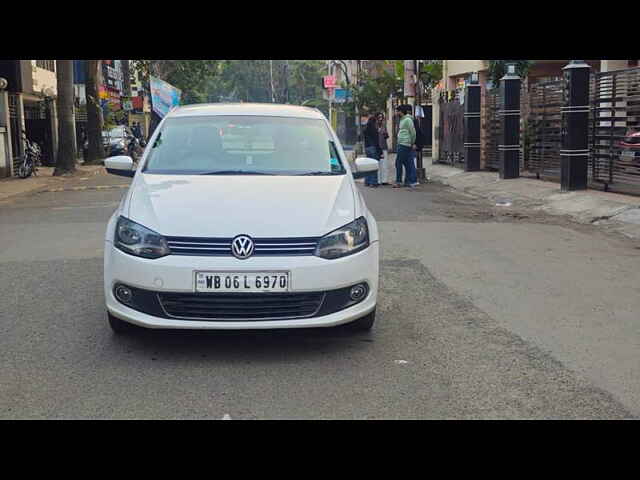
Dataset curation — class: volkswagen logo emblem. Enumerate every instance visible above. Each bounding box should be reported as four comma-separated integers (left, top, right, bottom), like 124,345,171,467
231,235,255,260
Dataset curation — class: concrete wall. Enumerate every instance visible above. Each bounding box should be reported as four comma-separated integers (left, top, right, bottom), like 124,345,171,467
445,60,488,80
601,60,631,72
30,61,57,96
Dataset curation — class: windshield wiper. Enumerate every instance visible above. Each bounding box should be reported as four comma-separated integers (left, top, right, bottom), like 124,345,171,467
296,171,342,176
200,170,275,175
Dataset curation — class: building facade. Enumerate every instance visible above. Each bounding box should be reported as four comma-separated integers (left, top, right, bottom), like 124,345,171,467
0,60,58,176
433,60,638,165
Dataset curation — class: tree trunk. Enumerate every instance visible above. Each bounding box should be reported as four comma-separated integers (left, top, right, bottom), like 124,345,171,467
53,60,77,176
84,60,105,164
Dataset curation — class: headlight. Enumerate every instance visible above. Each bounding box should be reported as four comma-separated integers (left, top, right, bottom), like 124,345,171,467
315,217,369,259
114,216,170,259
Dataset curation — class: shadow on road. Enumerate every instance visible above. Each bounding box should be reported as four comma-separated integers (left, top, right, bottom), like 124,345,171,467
103,324,377,364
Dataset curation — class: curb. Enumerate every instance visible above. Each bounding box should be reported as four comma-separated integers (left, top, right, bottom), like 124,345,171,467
0,166,107,203
426,166,640,241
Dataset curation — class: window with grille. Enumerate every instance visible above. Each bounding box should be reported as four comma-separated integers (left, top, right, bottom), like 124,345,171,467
36,60,55,72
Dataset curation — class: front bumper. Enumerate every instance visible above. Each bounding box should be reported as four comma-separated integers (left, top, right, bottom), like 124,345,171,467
104,241,379,329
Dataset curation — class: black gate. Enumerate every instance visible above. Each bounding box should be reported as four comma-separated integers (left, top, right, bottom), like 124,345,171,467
526,79,565,179
437,95,464,166
591,67,640,194
75,107,88,161
24,101,55,166
484,89,501,170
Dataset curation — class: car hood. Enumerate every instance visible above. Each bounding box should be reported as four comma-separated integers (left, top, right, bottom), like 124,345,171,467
126,174,356,238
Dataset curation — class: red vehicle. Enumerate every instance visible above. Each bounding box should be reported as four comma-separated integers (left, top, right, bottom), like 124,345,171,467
619,130,640,161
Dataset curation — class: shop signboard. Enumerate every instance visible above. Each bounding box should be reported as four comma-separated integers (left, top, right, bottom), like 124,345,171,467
323,75,337,89
333,88,351,104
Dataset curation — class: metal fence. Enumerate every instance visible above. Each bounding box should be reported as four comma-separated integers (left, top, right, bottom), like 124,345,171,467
526,79,565,179
591,67,640,194
8,93,22,173
484,89,501,170
482,84,527,172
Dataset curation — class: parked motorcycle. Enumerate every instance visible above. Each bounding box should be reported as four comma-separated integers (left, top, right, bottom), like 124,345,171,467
17,130,42,179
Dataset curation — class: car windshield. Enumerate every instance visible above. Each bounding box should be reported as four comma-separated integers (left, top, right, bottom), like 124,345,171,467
143,115,346,175
103,127,126,139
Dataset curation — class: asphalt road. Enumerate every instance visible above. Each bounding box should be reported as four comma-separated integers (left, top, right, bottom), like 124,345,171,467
0,174,638,419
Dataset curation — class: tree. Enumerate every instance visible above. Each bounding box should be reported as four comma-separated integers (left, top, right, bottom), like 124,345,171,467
84,60,105,164
339,68,401,117
419,60,443,97
130,60,221,103
203,60,328,113
130,60,221,134
53,60,77,176
487,60,533,86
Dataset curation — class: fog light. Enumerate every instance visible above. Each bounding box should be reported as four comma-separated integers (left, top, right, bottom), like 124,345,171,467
114,284,133,305
349,284,367,301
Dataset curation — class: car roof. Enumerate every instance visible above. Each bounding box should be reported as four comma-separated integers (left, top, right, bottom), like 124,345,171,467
167,103,325,120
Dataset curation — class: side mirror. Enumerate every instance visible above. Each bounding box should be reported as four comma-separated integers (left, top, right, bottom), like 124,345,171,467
352,157,379,179
105,155,136,177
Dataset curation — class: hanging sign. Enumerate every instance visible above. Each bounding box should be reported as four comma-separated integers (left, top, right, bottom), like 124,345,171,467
323,75,337,89
150,76,182,118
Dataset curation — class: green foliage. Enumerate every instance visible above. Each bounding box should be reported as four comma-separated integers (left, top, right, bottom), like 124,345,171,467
130,60,221,104
102,104,127,130
202,60,329,115
487,60,533,85
419,60,443,93
340,68,401,117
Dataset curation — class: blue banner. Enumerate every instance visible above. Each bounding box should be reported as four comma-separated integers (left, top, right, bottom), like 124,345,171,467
150,76,181,118
333,88,351,104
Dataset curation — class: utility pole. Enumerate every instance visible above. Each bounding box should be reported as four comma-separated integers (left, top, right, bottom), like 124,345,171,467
284,60,289,104
328,61,332,126
415,60,425,180
270,60,275,103
354,60,362,154
404,60,416,106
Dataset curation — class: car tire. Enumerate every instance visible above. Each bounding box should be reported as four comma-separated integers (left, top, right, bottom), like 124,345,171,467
107,312,140,334
346,309,376,332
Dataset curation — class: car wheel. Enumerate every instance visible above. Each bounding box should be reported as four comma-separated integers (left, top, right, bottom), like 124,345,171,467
107,312,140,334
346,309,376,332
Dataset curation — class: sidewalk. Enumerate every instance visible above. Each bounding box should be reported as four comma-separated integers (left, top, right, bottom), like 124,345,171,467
425,161,640,240
0,164,107,204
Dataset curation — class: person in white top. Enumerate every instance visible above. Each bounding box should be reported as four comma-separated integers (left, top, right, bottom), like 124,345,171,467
376,112,390,185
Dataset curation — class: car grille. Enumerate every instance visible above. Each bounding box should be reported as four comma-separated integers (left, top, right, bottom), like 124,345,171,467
158,291,325,320
165,237,319,256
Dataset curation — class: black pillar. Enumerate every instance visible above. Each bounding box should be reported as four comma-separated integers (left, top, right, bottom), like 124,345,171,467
464,74,481,171
561,60,591,191
499,65,521,179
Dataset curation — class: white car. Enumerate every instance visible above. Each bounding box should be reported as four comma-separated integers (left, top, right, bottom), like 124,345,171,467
103,103,379,334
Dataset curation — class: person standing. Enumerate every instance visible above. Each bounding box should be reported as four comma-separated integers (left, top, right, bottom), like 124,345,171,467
363,115,380,187
376,112,390,185
393,104,417,188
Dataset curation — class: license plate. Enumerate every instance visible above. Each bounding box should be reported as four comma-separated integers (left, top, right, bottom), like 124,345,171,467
195,271,290,293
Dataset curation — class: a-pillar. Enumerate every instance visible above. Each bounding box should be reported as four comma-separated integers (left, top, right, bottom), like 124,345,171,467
463,72,481,171
561,60,591,191
499,64,521,179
